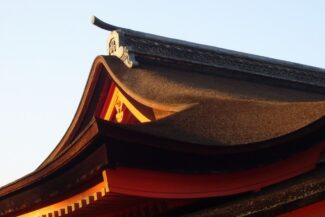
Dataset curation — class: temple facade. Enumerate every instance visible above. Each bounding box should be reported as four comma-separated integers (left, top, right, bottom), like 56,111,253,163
1,17,325,217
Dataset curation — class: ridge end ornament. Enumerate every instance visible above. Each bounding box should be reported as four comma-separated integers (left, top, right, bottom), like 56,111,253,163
91,16,137,68
107,31,137,68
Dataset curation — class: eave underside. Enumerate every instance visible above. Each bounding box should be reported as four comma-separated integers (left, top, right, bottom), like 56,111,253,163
11,162,325,217
2,117,325,216
179,163,325,217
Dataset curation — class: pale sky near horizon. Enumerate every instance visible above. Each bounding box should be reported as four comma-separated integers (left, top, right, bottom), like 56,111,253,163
0,0,325,187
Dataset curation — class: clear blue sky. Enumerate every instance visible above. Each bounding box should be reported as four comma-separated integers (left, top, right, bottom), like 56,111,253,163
0,0,325,187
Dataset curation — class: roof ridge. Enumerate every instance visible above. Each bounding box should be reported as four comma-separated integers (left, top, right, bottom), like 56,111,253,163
92,16,325,94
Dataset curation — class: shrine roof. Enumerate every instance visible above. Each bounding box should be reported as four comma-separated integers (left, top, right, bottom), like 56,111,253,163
1,18,325,217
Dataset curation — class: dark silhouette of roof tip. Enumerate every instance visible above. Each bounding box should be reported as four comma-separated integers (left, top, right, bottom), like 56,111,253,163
91,15,120,31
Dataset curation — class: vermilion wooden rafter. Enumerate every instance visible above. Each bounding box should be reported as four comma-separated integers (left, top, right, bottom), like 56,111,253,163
279,199,325,217
14,141,325,217
17,181,108,217
103,142,325,198
17,170,193,217
98,81,116,119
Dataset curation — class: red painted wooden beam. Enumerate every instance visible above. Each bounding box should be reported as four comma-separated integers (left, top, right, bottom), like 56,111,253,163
105,142,325,198
279,199,325,217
